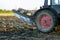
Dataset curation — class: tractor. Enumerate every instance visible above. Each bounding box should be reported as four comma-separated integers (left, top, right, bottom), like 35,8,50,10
13,0,60,33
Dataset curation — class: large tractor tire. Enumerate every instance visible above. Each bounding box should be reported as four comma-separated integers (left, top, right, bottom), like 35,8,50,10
35,10,58,32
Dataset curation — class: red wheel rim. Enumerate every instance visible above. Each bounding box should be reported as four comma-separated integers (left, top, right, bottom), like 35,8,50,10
39,14,51,29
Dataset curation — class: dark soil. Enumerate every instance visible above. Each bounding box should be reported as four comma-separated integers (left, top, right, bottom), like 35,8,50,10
0,16,60,40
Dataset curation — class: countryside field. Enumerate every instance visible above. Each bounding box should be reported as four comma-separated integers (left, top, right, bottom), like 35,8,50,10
0,10,60,40
0,10,18,31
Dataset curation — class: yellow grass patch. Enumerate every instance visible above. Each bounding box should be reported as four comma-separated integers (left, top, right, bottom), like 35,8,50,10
0,12,15,16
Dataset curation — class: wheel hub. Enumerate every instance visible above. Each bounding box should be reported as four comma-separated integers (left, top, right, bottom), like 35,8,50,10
40,15,51,29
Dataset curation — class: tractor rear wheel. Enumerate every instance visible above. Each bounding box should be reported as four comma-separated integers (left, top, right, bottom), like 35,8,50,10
35,10,58,32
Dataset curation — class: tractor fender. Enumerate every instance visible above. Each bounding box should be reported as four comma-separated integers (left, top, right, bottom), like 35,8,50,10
33,8,58,18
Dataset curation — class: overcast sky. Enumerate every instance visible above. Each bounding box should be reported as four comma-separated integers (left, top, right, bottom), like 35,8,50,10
0,0,44,10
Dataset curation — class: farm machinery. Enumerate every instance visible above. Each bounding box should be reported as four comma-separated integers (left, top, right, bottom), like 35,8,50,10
13,0,60,33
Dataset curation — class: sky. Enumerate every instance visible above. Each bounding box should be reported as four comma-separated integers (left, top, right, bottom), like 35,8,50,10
0,0,44,10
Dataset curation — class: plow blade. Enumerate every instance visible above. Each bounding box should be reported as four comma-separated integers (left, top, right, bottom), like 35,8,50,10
13,11,33,25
